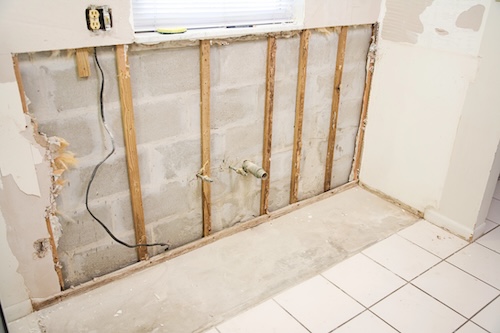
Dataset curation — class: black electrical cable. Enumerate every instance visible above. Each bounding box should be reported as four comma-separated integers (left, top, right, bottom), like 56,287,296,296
85,47,168,250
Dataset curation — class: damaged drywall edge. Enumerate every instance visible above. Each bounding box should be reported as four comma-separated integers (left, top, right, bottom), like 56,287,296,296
131,30,301,52
0,81,41,196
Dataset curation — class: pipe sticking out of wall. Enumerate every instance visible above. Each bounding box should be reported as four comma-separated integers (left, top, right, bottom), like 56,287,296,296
242,160,268,179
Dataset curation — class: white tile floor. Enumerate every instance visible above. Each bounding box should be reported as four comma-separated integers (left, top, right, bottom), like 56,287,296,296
207,181,500,333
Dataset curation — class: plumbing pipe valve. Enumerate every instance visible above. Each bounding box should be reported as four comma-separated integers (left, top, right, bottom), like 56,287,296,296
242,160,268,180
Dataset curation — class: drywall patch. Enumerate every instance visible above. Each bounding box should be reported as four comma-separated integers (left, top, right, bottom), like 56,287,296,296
435,28,449,36
382,0,434,44
456,5,485,31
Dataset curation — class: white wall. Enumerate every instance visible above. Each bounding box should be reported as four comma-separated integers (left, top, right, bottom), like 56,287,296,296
361,0,499,239
0,0,133,54
429,2,500,239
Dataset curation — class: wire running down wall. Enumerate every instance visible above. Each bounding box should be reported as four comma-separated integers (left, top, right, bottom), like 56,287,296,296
18,25,372,288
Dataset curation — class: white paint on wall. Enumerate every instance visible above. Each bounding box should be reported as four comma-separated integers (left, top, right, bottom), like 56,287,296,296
418,0,489,55
305,0,382,28
362,0,498,239
0,205,33,322
0,0,134,54
361,39,478,211
0,80,41,196
430,1,500,239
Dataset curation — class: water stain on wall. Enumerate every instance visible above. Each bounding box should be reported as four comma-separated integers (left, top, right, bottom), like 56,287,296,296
382,0,434,44
456,4,485,32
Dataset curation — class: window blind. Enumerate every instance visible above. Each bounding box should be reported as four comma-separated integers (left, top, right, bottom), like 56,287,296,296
132,0,297,32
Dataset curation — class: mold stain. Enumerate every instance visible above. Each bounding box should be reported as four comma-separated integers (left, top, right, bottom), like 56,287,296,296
456,4,485,32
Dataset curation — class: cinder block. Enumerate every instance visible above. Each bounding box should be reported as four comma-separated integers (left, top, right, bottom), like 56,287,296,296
18,53,60,121
38,113,97,158
109,194,135,235
212,40,267,89
304,71,335,112
268,149,292,183
275,36,300,82
298,138,328,201
61,236,138,287
331,154,354,188
212,85,263,129
272,79,296,151
65,149,150,206
19,49,119,120
268,177,291,212
152,139,201,183
53,49,120,111
345,25,372,63
307,31,338,74
211,187,260,231
334,126,359,160
223,122,264,160
57,204,111,251
143,181,200,224
340,65,367,102
338,98,363,129
150,211,203,250
134,92,200,145
129,47,200,99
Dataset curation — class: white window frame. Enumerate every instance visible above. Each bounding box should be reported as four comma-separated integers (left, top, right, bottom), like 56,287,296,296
132,0,305,44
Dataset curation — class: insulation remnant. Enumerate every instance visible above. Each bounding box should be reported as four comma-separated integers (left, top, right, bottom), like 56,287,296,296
30,113,76,247
131,30,300,52
44,135,76,245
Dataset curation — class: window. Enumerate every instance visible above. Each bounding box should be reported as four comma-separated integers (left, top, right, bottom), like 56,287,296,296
132,0,299,33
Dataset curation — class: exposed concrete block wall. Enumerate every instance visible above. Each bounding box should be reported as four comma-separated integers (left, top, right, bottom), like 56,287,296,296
18,26,371,287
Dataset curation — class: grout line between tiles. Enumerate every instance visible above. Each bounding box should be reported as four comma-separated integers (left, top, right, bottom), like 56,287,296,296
326,310,366,333
271,298,312,333
475,239,500,255
366,309,402,333
455,294,500,333
394,232,465,261
320,273,369,309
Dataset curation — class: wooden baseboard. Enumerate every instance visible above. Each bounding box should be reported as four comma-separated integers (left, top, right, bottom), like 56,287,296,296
358,182,423,218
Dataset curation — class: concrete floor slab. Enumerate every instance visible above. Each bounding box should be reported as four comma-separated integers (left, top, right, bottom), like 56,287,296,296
8,186,418,333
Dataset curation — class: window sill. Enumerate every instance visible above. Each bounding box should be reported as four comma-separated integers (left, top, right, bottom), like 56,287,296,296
133,23,304,45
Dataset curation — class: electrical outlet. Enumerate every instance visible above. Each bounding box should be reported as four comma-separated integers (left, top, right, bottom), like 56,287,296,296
86,5,112,32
